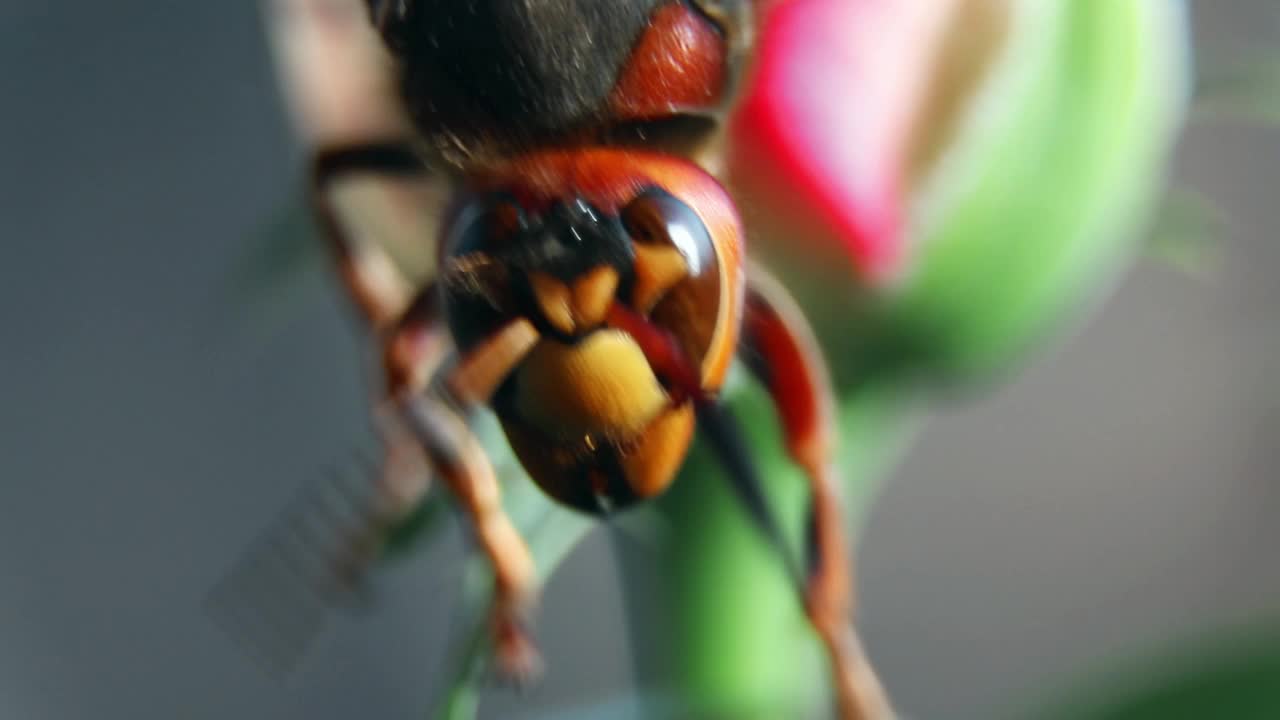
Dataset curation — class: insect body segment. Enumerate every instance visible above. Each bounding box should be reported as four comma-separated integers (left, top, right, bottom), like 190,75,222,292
440,150,743,512
370,0,745,160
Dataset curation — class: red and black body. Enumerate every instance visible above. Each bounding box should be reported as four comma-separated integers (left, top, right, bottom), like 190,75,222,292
357,0,755,513
297,2,891,716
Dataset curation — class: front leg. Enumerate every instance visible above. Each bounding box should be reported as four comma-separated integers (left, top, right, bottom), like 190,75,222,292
311,141,425,329
387,306,545,681
740,263,894,720
314,143,546,679
251,142,443,603
208,144,440,673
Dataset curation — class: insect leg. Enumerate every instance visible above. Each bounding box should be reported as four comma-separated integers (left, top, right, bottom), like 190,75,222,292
312,141,468,527
313,143,545,679
311,140,424,329
311,139,446,524
739,263,894,720
302,143,442,592
391,315,546,683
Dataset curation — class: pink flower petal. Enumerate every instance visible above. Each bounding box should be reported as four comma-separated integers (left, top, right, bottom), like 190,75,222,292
731,0,960,283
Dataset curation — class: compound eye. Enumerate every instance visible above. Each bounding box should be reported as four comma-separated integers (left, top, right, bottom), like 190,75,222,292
444,194,525,258
620,189,722,373
621,189,714,277
441,195,527,352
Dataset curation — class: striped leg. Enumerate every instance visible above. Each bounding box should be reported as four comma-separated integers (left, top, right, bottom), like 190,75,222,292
310,141,424,329
393,315,545,680
207,141,433,672
314,143,545,680
740,263,894,720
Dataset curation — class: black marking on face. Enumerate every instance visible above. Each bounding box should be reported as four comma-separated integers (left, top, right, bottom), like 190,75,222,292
446,195,636,281
442,194,637,346
512,198,636,281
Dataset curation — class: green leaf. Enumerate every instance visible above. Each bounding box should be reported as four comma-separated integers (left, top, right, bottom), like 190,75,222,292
1143,189,1225,274
1194,52,1280,126
1026,623,1280,720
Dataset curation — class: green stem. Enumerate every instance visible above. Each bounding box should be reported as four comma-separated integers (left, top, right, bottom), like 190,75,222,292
615,377,918,718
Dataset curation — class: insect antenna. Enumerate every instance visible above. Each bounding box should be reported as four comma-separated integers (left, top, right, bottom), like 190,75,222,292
695,400,806,595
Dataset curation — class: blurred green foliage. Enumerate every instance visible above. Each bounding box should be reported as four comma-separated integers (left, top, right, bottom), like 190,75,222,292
1194,51,1280,125
1029,625,1280,720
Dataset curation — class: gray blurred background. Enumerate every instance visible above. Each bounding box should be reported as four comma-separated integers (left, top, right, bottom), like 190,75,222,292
1,2,1276,718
